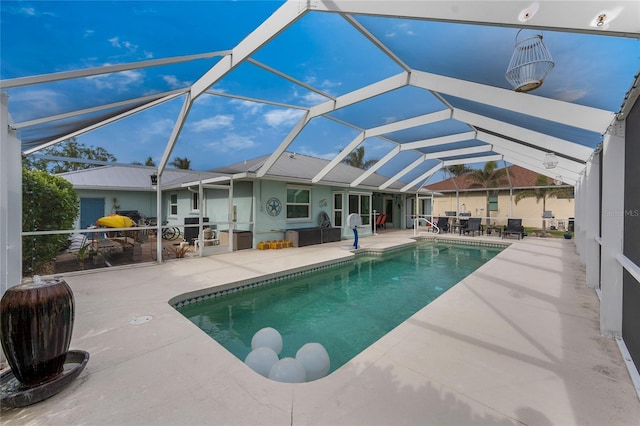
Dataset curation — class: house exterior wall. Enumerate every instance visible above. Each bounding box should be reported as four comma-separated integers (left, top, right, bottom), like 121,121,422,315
75,189,157,228
432,189,575,229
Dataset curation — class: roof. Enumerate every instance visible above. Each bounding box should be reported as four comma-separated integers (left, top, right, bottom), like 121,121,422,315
3,1,639,191
425,165,558,191
212,152,422,192
58,165,225,191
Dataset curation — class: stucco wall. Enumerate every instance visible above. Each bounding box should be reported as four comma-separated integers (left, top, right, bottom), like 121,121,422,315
432,190,574,229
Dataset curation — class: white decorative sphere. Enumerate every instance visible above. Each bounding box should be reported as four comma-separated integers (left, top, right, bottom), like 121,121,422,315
244,347,279,378
268,358,307,383
251,327,283,355
295,343,330,381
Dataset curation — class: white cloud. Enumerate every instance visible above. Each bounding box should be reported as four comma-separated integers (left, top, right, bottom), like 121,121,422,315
192,115,234,132
162,75,191,89
206,134,256,152
301,92,330,106
85,69,144,92
107,36,138,54
83,29,95,38
554,89,587,102
387,23,414,37
136,118,174,144
296,146,336,160
8,89,65,121
230,99,264,115
20,7,36,16
264,109,304,127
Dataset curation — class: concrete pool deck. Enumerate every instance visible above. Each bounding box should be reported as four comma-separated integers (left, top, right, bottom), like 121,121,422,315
2,231,639,425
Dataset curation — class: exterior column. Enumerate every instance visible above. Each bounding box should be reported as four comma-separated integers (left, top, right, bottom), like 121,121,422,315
1,92,22,296
574,177,585,259
585,157,600,289
600,130,625,336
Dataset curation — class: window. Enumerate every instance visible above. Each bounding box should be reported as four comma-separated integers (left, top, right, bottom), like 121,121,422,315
489,194,498,211
170,193,178,216
348,192,371,226
286,186,311,220
333,192,343,227
192,193,199,211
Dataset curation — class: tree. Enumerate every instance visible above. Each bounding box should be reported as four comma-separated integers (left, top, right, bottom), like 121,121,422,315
515,174,573,236
23,138,117,173
446,165,472,176
342,146,377,170
169,156,191,170
467,161,507,225
22,168,79,275
131,158,155,166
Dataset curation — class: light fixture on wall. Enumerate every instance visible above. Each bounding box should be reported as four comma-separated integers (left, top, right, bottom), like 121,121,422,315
554,175,563,186
150,173,158,186
505,30,555,92
543,152,559,169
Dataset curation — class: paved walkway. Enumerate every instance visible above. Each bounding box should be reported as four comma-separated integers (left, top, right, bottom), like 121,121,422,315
2,232,639,425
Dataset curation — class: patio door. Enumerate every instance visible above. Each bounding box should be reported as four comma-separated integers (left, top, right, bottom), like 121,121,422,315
80,198,105,229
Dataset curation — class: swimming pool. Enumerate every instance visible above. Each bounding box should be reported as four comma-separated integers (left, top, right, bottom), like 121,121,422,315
177,241,502,374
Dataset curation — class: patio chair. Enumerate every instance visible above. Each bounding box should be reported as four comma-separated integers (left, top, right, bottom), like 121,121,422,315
503,218,525,240
435,217,450,233
460,217,482,236
376,214,387,230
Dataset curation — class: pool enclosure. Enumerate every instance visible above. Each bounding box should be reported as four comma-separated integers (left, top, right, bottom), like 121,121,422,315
1,1,639,392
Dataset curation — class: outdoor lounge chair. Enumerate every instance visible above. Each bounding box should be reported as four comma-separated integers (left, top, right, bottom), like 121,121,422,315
503,218,525,240
435,217,450,233
460,217,482,236
375,214,387,230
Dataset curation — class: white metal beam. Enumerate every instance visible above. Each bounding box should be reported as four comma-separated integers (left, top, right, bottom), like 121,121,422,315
423,144,492,160
411,70,615,134
454,109,594,162
476,130,586,176
443,154,503,167
379,156,426,190
12,90,187,130
312,1,640,37
350,145,401,187
256,111,312,178
501,154,580,183
400,162,444,192
401,131,476,151
312,132,365,183
366,109,451,138
23,91,187,155
158,94,193,173
0,51,230,89
190,1,306,98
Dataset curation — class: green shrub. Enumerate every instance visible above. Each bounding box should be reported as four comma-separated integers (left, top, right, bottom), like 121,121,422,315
22,168,79,275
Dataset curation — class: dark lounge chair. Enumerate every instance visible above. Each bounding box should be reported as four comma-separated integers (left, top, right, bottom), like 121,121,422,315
435,217,450,233
460,217,482,236
503,218,525,240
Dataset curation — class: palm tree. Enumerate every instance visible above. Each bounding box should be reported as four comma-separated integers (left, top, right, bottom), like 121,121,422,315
515,174,573,236
467,161,507,225
170,156,191,170
144,156,156,167
446,164,472,176
342,146,377,170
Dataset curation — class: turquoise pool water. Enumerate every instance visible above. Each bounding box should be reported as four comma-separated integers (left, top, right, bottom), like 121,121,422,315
177,241,502,373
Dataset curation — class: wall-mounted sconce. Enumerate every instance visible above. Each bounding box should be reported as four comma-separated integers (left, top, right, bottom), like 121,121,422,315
150,173,158,186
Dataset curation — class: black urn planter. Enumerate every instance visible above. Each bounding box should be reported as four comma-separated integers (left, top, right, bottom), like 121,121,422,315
1,278,75,385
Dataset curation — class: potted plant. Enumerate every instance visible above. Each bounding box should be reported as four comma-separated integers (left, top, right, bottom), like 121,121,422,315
564,231,573,239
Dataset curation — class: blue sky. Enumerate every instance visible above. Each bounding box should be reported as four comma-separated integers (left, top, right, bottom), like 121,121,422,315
2,1,638,182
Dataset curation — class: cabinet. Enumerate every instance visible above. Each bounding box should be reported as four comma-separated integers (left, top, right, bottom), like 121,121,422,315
219,230,252,250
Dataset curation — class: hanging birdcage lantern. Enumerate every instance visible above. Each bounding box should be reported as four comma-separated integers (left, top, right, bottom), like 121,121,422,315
505,31,555,92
